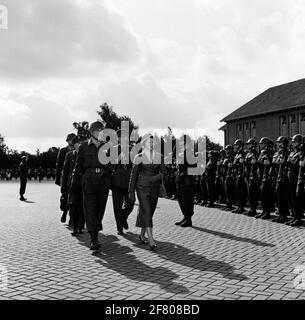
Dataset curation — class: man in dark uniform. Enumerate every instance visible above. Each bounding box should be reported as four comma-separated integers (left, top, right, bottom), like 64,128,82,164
223,145,235,211
232,140,248,214
286,134,304,226
215,149,226,204
175,135,196,227
111,129,135,236
206,150,218,208
55,133,76,223
270,136,290,223
295,136,305,227
71,120,111,251
61,136,85,236
256,137,275,219
245,139,260,217
19,156,28,201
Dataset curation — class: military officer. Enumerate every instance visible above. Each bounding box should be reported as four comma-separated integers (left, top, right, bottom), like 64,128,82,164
232,140,248,214
71,120,111,251
269,136,290,223
175,135,196,227
286,134,304,226
19,156,29,201
245,139,260,217
111,128,135,236
256,137,275,219
223,145,235,211
206,150,218,207
55,133,76,223
61,136,85,236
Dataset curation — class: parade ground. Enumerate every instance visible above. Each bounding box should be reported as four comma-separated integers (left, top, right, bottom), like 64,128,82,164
0,181,305,300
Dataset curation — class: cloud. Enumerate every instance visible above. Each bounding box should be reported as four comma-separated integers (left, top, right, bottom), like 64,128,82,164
0,0,139,80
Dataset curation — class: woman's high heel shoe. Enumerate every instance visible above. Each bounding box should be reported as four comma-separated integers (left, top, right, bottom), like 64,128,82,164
150,244,157,251
139,235,148,244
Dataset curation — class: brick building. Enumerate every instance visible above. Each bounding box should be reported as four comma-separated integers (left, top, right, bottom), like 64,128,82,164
220,78,305,146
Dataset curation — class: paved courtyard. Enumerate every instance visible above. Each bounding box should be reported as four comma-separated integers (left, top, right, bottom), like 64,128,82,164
0,181,304,300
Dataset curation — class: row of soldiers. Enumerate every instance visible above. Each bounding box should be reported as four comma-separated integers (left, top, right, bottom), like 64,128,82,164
163,135,305,227
1,167,55,181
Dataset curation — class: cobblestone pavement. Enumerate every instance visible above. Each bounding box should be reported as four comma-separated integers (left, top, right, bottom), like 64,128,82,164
0,181,305,300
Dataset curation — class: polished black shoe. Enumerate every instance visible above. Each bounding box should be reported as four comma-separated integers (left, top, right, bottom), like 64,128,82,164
60,213,67,223
224,206,233,211
261,213,271,220
71,231,78,237
90,242,101,251
200,201,207,207
255,212,265,219
232,207,244,214
207,202,214,208
275,217,288,224
285,218,296,225
122,220,129,230
175,218,186,226
247,210,257,217
289,219,303,227
117,230,124,236
20,196,27,201
139,235,148,244
180,220,192,227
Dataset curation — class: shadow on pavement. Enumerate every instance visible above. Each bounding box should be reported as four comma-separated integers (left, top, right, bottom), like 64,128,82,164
75,232,189,294
192,226,275,247
124,232,248,282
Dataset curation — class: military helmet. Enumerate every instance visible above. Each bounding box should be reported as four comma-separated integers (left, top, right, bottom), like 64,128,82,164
247,138,257,147
292,134,303,144
234,139,243,147
89,120,105,133
225,145,233,152
277,136,288,143
259,137,269,145
66,133,77,142
276,136,289,148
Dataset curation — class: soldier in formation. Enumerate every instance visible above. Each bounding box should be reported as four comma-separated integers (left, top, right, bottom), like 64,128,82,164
162,135,305,227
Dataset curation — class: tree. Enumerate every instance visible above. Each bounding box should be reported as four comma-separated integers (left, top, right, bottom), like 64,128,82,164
97,102,138,132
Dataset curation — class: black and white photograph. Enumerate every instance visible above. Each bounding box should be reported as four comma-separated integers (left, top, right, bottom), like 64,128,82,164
1,0,305,307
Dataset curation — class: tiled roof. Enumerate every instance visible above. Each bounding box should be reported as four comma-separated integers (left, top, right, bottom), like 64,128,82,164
221,78,305,122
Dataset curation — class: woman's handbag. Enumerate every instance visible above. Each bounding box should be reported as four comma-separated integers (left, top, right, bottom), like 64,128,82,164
158,174,167,198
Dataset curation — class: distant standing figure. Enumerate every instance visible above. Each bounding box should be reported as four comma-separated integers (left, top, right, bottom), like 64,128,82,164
19,156,28,201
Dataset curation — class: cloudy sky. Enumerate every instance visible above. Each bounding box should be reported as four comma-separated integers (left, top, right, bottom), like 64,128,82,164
1,0,305,153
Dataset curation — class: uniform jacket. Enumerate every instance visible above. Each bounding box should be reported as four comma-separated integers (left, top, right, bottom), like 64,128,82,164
19,161,28,179
55,146,70,185
71,138,111,190
61,150,77,194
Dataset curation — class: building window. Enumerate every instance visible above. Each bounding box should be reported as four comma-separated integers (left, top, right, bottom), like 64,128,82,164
237,123,243,140
280,115,288,137
300,113,305,135
250,121,256,139
244,122,250,141
289,114,297,138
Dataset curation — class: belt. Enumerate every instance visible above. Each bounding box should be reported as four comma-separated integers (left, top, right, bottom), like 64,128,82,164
86,168,105,174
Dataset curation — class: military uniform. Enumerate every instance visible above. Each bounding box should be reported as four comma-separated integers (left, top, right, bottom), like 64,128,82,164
61,149,85,235
286,136,304,226
206,151,218,207
245,140,260,216
71,136,111,249
111,145,134,235
223,147,235,211
175,152,196,227
19,157,28,201
257,141,275,219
